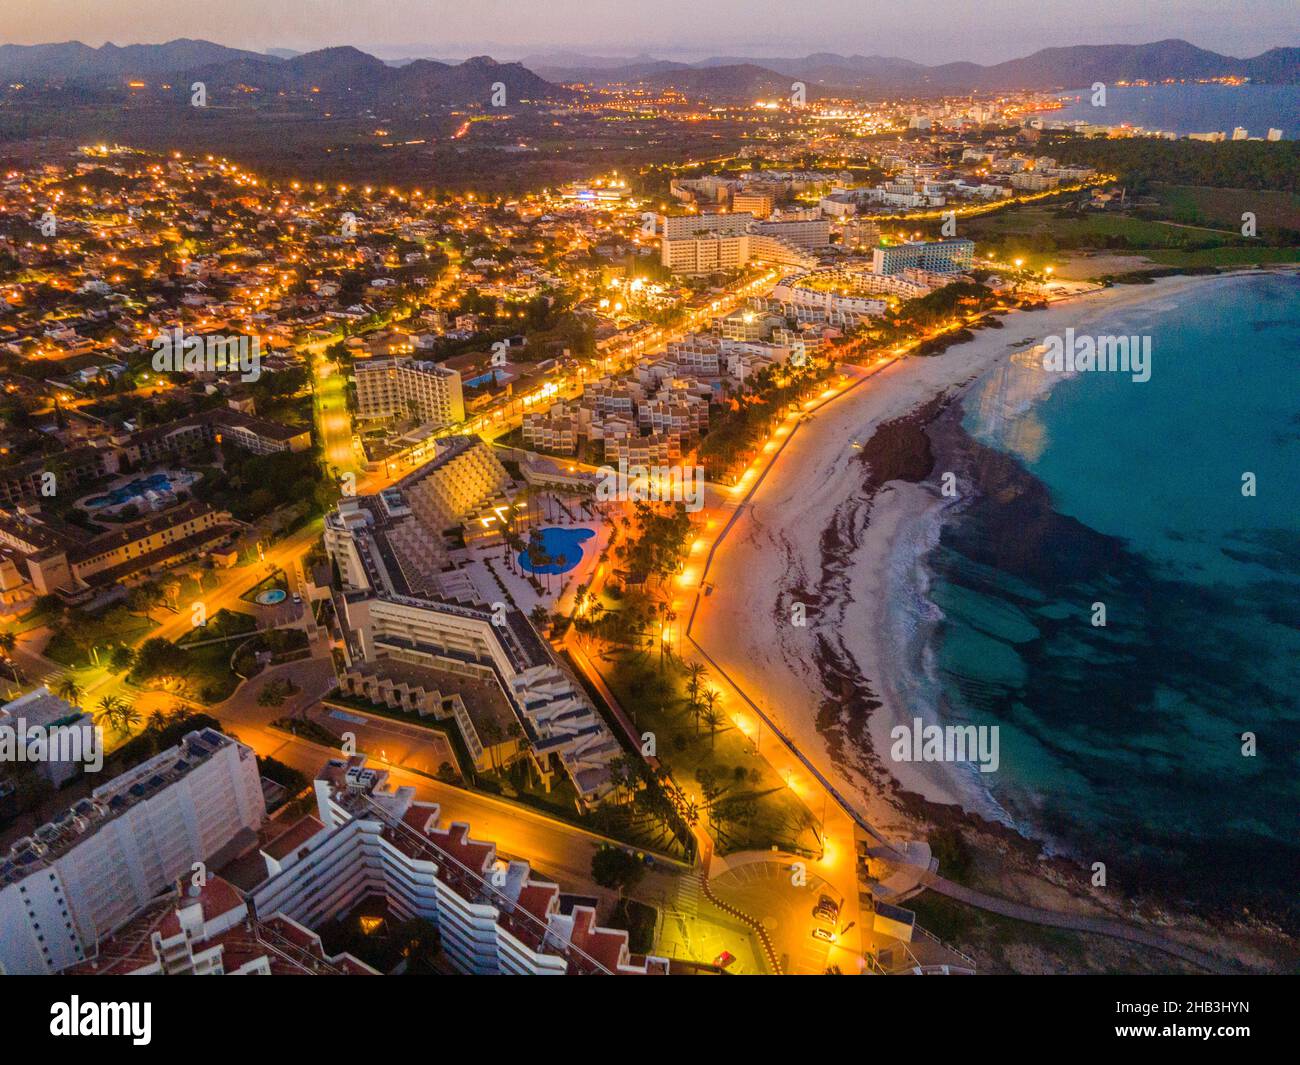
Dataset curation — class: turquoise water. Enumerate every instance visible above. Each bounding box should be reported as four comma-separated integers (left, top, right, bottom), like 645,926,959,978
1034,84,1300,138
925,273,1300,921
255,589,287,605
519,527,595,574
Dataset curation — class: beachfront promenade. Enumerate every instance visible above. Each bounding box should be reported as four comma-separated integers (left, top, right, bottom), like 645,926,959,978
681,328,1235,975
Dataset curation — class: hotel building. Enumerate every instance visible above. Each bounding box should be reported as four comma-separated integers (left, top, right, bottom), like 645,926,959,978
249,757,670,975
0,499,239,599
65,874,378,976
0,728,265,974
0,406,311,508
324,440,623,803
354,356,466,431
871,238,975,276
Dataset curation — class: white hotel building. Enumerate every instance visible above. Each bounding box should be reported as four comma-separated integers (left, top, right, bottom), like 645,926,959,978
354,355,466,430
0,728,264,974
250,757,670,975
658,211,824,275
325,440,623,803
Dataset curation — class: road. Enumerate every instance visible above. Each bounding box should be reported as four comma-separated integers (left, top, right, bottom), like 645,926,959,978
220,670,632,892
312,358,359,476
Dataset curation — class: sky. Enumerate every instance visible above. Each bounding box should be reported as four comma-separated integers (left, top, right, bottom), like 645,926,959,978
4,0,1296,65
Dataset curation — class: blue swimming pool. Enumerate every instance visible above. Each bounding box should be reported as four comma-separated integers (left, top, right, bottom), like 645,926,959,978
85,473,175,509
518,527,595,575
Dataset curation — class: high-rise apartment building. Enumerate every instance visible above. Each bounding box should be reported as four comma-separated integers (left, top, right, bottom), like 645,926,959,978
354,356,465,430
0,728,265,974
871,238,975,276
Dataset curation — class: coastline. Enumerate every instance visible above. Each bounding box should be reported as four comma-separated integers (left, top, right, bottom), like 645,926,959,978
692,269,1267,845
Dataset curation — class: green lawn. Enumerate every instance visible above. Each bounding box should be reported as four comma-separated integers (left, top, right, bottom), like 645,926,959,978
240,568,289,604
597,644,822,857
44,607,158,668
176,641,242,704
176,608,258,647
1153,184,1300,231
1139,245,1300,267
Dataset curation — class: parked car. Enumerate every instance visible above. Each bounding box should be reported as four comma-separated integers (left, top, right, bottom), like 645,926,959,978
812,928,835,943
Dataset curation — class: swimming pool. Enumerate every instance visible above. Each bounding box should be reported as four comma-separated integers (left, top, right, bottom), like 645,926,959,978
518,527,595,575
255,589,287,605
85,473,176,509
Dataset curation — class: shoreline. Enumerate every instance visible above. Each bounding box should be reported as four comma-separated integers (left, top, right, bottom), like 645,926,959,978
691,270,1300,964
695,272,1227,836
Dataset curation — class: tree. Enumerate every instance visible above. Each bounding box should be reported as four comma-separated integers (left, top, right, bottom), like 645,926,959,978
126,582,164,617
95,695,139,737
109,644,135,674
684,662,705,729
480,720,503,775
700,688,721,747
55,676,84,708
590,846,645,895
0,631,15,655
528,604,549,630
132,637,187,681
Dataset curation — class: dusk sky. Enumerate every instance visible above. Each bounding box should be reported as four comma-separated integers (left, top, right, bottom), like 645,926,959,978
4,0,1297,64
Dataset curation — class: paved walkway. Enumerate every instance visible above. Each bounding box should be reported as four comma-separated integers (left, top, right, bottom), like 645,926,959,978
921,872,1233,974
692,833,784,975
682,353,1237,976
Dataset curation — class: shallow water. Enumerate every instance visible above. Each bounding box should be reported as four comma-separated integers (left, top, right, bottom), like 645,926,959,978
914,273,1300,920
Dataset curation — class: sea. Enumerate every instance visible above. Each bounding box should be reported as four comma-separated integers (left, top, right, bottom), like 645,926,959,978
905,272,1300,922
1032,83,1300,140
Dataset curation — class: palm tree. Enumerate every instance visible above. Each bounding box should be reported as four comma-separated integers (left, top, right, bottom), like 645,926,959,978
115,700,141,737
504,530,524,574
0,631,16,655
481,721,503,775
700,689,721,747
685,664,706,730
95,695,125,735
685,662,706,698
55,676,84,708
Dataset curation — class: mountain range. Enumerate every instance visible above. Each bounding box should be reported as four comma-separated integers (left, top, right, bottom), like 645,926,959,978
0,40,562,105
535,39,1300,95
0,38,1295,105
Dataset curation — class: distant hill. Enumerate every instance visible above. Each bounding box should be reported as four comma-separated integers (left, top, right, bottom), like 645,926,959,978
637,63,818,100
388,55,557,105
543,40,1300,94
0,39,571,105
2,37,1294,104
920,39,1300,91
0,38,267,82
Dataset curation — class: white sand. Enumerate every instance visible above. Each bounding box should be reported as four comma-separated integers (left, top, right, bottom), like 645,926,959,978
691,273,1231,835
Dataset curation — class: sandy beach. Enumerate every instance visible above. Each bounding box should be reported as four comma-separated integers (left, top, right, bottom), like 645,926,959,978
691,272,1238,841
